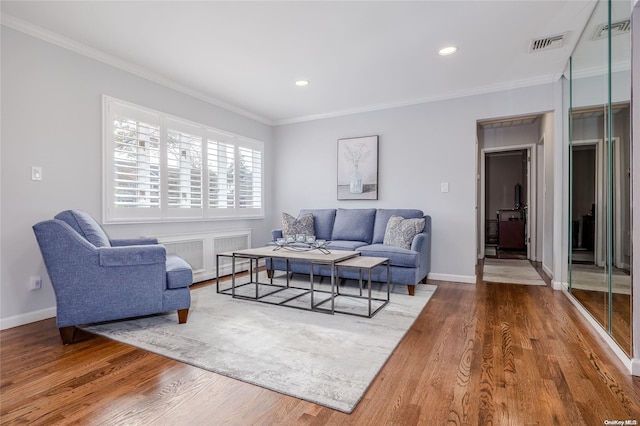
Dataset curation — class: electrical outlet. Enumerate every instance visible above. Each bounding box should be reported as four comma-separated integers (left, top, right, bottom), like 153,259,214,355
30,276,42,291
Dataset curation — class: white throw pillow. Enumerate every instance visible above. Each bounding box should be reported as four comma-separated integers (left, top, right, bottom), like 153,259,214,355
383,215,425,250
282,212,315,236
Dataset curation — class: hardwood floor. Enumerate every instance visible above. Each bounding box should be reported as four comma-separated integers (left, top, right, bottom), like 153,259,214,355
2,273,640,425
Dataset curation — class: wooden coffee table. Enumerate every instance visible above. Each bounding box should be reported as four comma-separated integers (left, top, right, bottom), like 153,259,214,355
215,246,390,317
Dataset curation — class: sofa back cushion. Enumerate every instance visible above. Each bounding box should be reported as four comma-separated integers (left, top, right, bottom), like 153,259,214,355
54,210,111,248
299,209,336,240
372,209,424,243
331,208,376,243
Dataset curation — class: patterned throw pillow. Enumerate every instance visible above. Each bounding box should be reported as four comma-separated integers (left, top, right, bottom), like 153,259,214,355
383,215,425,250
282,212,315,236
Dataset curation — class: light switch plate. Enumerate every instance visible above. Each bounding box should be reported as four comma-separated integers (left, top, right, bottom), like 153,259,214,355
32,166,42,181
440,182,449,193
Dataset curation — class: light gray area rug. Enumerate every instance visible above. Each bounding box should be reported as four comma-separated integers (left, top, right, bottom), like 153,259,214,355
483,258,546,286
82,274,437,413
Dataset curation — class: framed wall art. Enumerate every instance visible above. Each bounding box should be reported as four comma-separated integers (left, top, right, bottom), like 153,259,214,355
337,135,378,200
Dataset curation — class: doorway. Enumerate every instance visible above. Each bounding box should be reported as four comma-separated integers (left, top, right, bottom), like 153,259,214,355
476,114,544,263
484,149,529,259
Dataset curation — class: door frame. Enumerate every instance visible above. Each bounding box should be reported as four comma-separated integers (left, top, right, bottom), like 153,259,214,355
572,139,604,266
479,144,536,260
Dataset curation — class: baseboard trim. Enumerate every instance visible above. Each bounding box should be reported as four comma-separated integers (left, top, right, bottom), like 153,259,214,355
542,263,553,280
0,307,56,330
427,273,476,284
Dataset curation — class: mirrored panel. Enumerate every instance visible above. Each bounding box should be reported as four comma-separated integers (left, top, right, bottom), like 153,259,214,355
568,0,632,355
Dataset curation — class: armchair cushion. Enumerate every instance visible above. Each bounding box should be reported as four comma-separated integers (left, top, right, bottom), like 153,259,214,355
166,255,193,289
55,210,111,247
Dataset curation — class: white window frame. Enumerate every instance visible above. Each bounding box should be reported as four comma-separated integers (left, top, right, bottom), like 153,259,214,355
103,96,264,223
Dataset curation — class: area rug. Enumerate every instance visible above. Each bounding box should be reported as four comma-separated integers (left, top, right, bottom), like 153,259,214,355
81,274,437,413
483,258,546,285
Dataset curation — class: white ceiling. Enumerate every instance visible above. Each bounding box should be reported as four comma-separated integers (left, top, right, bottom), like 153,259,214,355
1,1,597,125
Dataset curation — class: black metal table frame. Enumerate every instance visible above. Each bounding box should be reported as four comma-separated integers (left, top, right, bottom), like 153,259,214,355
328,257,391,318
215,250,391,317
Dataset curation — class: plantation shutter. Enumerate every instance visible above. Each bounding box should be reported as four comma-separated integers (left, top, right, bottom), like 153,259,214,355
207,135,236,212
166,122,203,211
237,141,263,213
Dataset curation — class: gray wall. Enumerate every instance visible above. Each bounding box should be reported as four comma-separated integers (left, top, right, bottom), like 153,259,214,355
1,23,567,328
272,84,563,283
0,27,274,327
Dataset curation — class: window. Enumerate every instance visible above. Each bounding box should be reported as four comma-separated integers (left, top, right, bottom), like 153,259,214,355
103,96,264,222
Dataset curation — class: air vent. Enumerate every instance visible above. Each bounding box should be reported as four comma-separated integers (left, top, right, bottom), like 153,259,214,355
529,34,565,52
592,19,631,40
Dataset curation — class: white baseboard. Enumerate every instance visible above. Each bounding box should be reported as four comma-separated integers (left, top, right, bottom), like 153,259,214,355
0,306,56,330
632,358,640,376
427,273,476,284
542,263,553,280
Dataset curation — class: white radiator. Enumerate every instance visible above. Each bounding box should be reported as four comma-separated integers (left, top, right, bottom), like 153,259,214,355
155,230,252,283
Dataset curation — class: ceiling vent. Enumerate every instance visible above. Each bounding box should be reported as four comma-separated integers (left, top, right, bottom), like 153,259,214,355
529,34,566,52
592,19,631,40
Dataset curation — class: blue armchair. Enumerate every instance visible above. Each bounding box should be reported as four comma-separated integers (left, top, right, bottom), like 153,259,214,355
33,210,192,344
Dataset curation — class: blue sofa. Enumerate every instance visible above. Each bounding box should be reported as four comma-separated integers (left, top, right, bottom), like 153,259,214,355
268,208,431,295
33,210,192,344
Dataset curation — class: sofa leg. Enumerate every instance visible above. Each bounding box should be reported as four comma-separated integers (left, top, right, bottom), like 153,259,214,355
421,276,428,284
177,309,189,324
266,269,273,279
59,326,76,345
408,286,416,296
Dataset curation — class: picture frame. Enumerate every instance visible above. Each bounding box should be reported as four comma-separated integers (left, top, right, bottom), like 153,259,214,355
337,135,378,200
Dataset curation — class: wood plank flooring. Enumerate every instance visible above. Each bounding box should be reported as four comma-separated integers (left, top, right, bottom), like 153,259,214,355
2,271,640,425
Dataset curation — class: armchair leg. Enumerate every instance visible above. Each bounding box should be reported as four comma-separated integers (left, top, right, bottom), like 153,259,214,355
177,309,189,324
266,269,273,279
59,326,76,345
408,285,416,296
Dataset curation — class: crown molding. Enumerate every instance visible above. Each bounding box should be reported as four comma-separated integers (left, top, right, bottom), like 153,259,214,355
1,14,273,126
273,74,561,126
2,14,568,128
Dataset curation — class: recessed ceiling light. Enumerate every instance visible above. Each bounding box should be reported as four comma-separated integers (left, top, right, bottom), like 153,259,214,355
294,80,309,87
438,46,458,56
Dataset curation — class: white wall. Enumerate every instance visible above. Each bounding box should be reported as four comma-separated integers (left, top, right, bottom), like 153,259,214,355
0,27,274,328
272,83,563,283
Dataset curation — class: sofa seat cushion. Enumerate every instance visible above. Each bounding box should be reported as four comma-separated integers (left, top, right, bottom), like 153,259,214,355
166,255,193,289
327,240,369,251
356,244,420,268
331,208,376,243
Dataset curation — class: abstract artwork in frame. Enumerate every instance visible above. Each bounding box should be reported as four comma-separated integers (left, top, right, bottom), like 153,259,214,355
337,135,378,200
